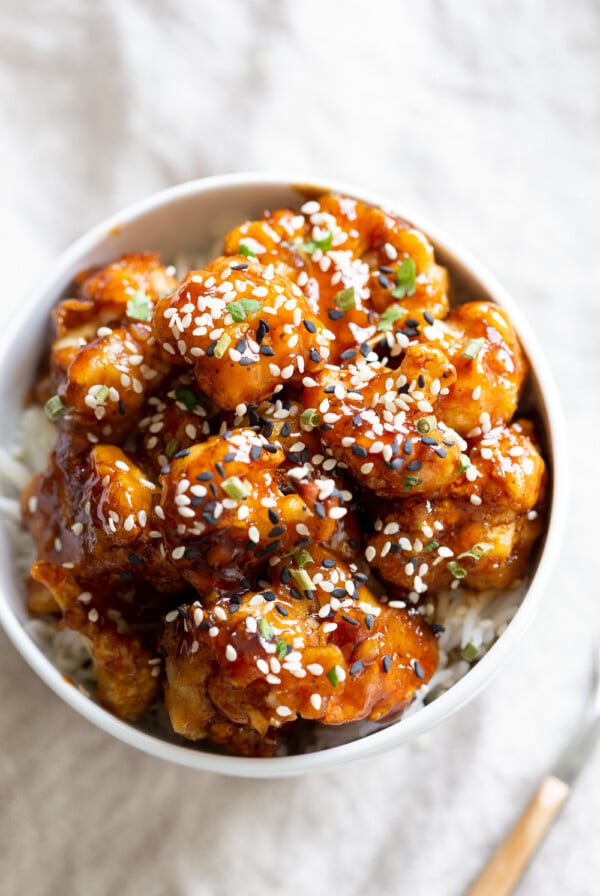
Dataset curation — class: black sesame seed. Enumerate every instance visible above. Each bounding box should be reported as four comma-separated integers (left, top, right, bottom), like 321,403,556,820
409,321,422,331
177,606,189,618
239,358,255,367
443,439,455,447
290,587,304,600
421,436,439,446
431,623,445,635
398,383,411,395
215,462,225,477
406,460,423,472
303,319,317,333
401,328,419,338
324,385,335,394
389,543,401,554
268,508,280,524
250,445,262,461
379,265,394,274
275,604,289,617
340,348,357,361
341,614,359,626
332,588,347,599
206,341,216,357
365,614,375,630
359,342,371,358
383,655,392,673
231,262,248,270
389,458,404,470
259,345,275,356
118,399,126,416
223,452,236,462
423,311,434,325
329,309,344,320
352,444,368,458
320,423,334,431
352,413,363,426
310,348,321,363
127,552,143,566
173,448,190,460
264,443,278,454
235,339,247,353
262,590,277,602
256,319,270,343
281,567,292,585
160,465,171,475
191,496,204,507
414,661,425,680
350,660,364,675
209,483,218,497
377,273,390,289
202,512,217,526
269,525,286,538
391,437,399,455
280,422,291,437
322,557,336,569
435,447,448,458
403,438,413,455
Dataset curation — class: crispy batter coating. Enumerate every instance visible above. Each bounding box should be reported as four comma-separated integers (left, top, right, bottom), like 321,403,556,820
367,423,546,594
152,255,332,410
160,546,438,748
302,345,464,497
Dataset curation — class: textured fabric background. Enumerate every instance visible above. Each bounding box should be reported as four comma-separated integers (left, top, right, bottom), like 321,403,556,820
1,1,599,894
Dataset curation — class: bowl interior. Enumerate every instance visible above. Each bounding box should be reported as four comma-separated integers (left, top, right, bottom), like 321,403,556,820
0,175,564,776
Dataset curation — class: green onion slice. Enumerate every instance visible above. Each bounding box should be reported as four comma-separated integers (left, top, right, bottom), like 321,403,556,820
462,338,485,360
290,568,315,592
227,299,263,322
126,290,153,321
461,642,479,662
300,408,321,427
403,474,423,492
222,476,249,500
333,286,356,311
293,549,314,568
447,560,468,579
416,415,437,434
300,232,332,254
276,638,289,660
391,257,416,299
258,617,274,641
327,666,340,687
237,242,256,258
165,438,179,458
44,395,65,422
376,304,404,332
459,453,471,474
213,333,232,359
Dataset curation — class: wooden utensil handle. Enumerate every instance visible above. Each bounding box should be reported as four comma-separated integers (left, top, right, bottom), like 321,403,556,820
466,775,571,896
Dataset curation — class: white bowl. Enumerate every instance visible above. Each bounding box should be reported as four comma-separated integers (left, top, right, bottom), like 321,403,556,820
0,174,567,777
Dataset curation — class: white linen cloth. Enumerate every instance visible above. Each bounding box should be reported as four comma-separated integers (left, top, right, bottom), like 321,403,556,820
1,1,599,893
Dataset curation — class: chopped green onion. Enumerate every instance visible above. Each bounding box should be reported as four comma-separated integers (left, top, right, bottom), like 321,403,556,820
300,408,321,427
326,667,340,687
126,290,153,321
165,438,179,458
213,333,232,359
300,232,332,254
461,338,485,360
376,304,404,332
290,568,315,592
459,453,471,474
44,395,65,422
227,299,263,322
258,617,274,641
461,642,479,662
293,549,314,568
416,415,437,434
391,257,416,299
458,542,492,561
447,560,467,579
222,476,249,500
95,385,110,403
174,388,200,410
425,539,440,552
276,638,289,660
333,286,356,311
403,474,423,492
237,242,256,258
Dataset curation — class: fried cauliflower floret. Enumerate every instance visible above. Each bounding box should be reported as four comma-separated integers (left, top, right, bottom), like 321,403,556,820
54,323,170,441
21,434,181,596
366,422,546,594
31,562,159,719
51,252,177,376
224,194,449,357
302,345,465,498
423,301,527,436
157,428,347,591
160,546,438,746
152,255,332,410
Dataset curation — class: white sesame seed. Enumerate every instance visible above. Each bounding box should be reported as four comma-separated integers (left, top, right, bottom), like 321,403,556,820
77,591,92,604
171,546,186,560
470,494,482,506
310,693,323,711
225,644,238,662
88,608,99,623
307,663,324,676
214,606,227,621
165,610,179,622
365,545,376,563
322,622,337,633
